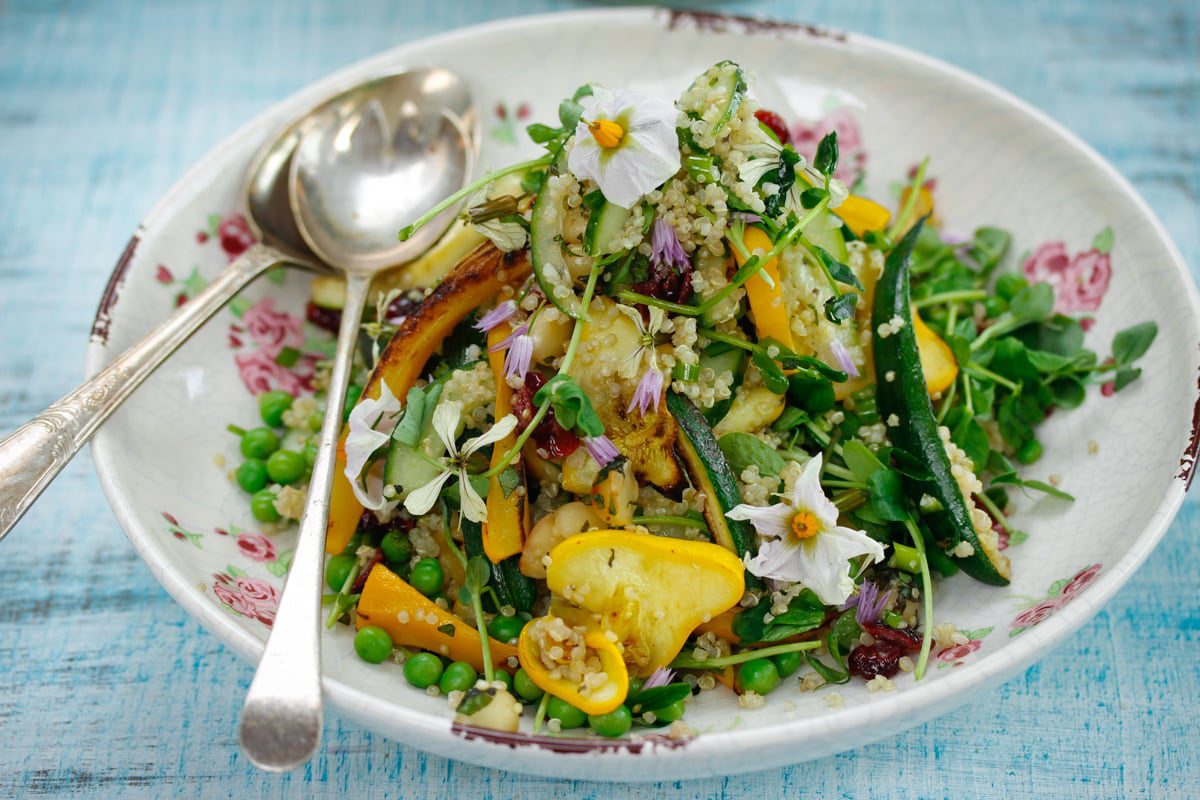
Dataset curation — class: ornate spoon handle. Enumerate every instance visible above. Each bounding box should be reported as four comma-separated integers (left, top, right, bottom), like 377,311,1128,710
0,243,288,541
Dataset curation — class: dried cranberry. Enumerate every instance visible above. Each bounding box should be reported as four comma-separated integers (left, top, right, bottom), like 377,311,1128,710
848,642,903,680
754,109,791,144
630,255,693,306
351,549,384,593
307,301,342,333
385,294,421,324
512,373,581,458
862,621,922,652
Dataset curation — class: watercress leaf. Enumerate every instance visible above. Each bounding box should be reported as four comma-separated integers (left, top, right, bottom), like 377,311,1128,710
991,338,1041,383
814,131,839,177
718,432,786,476
752,349,790,394
799,187,827,209
971,377,997,421
1009,282,1055,324
945,407,991,467
1050,376,1086,409
968,227,1012,274
831,610,862,652
867,468,909,522
1114,366,1142,392
1017,479,1075,501
771,406,809,432
464,556,491,594
629,684,691,713
888,447,934,482
804,653,849,685
533,374,605,437
391,386,427,447
732,590,826,643
988,450,1018,478
571,83,594,103
1016,314,1085,357
558,99,584,130
773,589,826,626
948,336,974,370
1026,349,1074,375
820,250,865,292
824,292,858,324
526,123,562,144
1112,321,1157,366
841,440,886,484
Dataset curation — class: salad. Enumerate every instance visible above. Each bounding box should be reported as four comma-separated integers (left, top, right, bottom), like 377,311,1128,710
223,62,1157,739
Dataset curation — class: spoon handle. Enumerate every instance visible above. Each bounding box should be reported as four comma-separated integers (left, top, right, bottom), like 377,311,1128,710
238,271,371,772
0,243,287,542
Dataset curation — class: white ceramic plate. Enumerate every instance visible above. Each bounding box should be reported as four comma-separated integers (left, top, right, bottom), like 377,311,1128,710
85,8,1199,781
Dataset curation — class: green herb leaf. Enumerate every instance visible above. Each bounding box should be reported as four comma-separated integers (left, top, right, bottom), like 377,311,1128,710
811,243,865,291
497,466,521,498
990,473,1075,501
571,84,594,103
824,292,858,324
437,623,456,637
867,469,909,522
1112,321,1157,366
841,440,886,484
732,589,825,643
1008,282,1055,324
751,349,790,394
526,123,562,144
464,556,491,595
799,187,828,209
967,227,1012,274
628,684,691,714
1049,377,1086,409
558,99,584,130
814,131,839,177
1114,366,1142,391
392,386,428,447
533,374,605,437
944,407,991,467
718,432,786,476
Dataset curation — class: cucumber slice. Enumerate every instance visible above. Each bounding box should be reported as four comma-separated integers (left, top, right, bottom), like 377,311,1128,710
384,383,445,493
582,191,632,256
687,61,748,140
665,391,758,583
698,344,745,427
805,209,848,263
530,147,587,319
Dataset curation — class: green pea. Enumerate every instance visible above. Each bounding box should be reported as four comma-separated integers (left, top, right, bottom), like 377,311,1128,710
438,661,478,694
410,558,444,597
236,459,269,493
266,449,306,485
403,652,444,689
546,697,586,729
513,668,544,702
738,658,781,696
589,705,633,738
240,427,280,460
380,530,413,566
324,553,356,592
250,489,280,522
1016,438,1043,465
307,411,323,432
653,698,686,724
983,296,1007,319
343,385,363,423
258,389,294,427
772,650,803,679
492,669,513,692
995,273,1028,302
303,441,319,468
354,626,393,664
487,613,525,645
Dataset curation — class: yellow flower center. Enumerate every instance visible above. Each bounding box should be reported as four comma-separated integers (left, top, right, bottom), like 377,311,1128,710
790,511,820,542
588,118,625,149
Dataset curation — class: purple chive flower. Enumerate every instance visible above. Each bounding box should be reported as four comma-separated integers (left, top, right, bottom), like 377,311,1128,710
731,211,762,224
474,299,518,332
850,580,891,626
626,366,664,415
650,218,690,273
584,434,620,467
828,339,860,379
641,667,676,690
489,322,533,379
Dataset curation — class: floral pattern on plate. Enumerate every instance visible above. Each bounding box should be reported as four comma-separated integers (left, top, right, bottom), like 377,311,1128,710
1009,563,1103,637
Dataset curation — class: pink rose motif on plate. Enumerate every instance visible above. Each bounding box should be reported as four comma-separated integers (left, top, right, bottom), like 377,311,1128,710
1011,600,1061,631
212,573,280,627
217,213,257,261
235,347,310,396
1061,563,1102,597
1022,238,1113,314
936,639,982,665
243,297,304,351
236,532,276,562
791,108,867,186
1010,563,1103,637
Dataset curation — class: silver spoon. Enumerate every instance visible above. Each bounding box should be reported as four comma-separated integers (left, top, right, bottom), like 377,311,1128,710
0,69,435,541
236,68,473,772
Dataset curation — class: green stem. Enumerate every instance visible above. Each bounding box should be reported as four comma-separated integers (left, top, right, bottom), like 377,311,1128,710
935,374,958,424
698,328,755,352
631,514,709,531
820,479,862,490
913,289,987,310
822,462,858,482
833,489,865,512
471,590,495,684
398,155,553,241
902,518,934,680
533,692,550,733
963,364,1019,391
888,157,929,239
324,561,362,629
670,640,821,670
617,290,700,316
226,424,247,437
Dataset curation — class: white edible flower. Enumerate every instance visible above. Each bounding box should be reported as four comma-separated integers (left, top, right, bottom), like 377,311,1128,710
344,380,403,513
403,400,517,523
726,453,884,605
467,186,527,252
567,87,680,209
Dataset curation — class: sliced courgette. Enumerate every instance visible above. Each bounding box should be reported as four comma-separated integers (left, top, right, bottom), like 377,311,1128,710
582,190,632,256
530,146,587,319
686,61,748,140
665,391,758,584
872,220,1010,586
805,209,848,263
462,518,536,613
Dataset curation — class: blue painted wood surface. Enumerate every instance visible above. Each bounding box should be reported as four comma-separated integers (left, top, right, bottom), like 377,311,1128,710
1,1,1196,797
